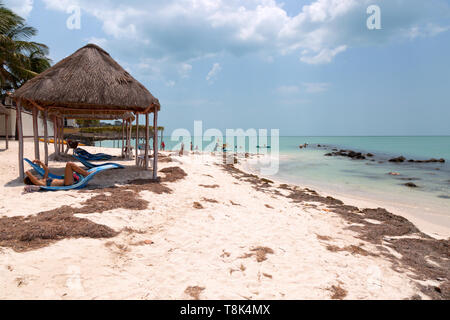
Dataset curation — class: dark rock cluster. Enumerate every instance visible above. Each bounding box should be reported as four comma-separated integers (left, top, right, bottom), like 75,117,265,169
389,156,445,163
324,150,368,160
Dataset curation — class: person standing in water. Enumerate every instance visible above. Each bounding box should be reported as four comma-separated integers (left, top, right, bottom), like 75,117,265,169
179,142,185,157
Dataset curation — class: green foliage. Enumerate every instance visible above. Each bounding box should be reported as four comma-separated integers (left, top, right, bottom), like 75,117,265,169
79,125,164,134
0,1,51,96
76,119,101,128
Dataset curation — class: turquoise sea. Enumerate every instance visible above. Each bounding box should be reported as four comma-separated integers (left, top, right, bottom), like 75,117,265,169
255,136,450,231
97,136,450,230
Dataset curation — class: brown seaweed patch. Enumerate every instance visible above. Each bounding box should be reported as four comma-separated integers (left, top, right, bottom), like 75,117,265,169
159,156,173,163
185,286,205,300
199,184,220,189
326,244,374,257
160,167,188,182
0,211,118,252
316,234,333,241
193,202,204,209
328,285,348,300
126,180,173,194
248,246,275,262
221,165,273,191
202,198,219,204
76,189,149,213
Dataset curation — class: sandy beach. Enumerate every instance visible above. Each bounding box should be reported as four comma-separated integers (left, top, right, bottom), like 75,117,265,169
0,141,448,300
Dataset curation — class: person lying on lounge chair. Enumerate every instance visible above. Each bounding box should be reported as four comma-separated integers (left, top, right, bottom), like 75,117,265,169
24,160,89,187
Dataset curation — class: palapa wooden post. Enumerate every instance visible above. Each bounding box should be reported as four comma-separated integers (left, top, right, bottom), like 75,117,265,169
5,113,8,150
43,109,49,165
121,120,125,157
124,120,127,157
16,101,24,179
57,118,60,154
153,108,158,180
60,117,64,154
53,116,58,158
145,113,149,170
127,120,131,158
32,106,40,160
135,114,139,166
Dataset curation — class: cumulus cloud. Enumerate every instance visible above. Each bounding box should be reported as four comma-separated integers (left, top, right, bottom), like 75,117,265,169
179,63,193,78
300,45,347,65
303,82,330,93
206,63,222,83
277,83,330,95
3,0,34,18
277,85,301,95
40,0,450,67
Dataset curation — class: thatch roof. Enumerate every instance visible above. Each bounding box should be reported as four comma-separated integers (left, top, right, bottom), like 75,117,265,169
49,110,135,121
0,104,9,115
12,44,160,114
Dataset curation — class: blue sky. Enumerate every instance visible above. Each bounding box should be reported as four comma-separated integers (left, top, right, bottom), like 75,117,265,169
4,0,450,136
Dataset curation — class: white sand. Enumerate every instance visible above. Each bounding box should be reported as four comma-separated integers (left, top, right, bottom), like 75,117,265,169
0,141,440,300
239,159,450,240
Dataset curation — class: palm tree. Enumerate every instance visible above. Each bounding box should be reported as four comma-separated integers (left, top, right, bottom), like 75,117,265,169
0,2,51,96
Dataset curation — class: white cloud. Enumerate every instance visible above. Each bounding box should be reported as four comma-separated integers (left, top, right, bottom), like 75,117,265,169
85,37,108,48
3,0,34,18
165,80,176,87
302,82,330,93
300,45,347,64
277,83,330,95
41,0,450,66
178,63,193,78
206,62,222,83
277,85,301,95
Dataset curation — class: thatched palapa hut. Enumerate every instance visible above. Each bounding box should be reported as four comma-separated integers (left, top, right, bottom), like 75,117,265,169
12,44,161,179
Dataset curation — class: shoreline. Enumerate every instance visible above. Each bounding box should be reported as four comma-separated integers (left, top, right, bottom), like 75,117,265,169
239,156,450,240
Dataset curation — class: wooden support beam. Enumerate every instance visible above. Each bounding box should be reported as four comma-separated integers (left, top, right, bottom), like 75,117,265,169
32,106,40,160
153,109,159,180
60,117,64,154
145,113,149,170
16,102,24,179
53,116,58,158
121,120,125,157
126,120,130,158
135,114,139,166
129,119,132,157
5,114,8,150
127,120,133,159
57,118,60,154
26,99,45,112
43,109,49,165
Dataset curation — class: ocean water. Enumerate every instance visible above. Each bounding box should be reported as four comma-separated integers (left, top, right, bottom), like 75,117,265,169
260,136,450,231
97,136,450,229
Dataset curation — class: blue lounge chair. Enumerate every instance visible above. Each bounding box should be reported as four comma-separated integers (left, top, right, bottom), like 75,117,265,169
24,159,123,191
41,165,120,191
72,155,124,170
74,148,112,161
25,159,64,179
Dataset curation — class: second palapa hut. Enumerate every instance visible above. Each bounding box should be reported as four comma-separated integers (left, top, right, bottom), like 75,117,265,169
12,44,161,179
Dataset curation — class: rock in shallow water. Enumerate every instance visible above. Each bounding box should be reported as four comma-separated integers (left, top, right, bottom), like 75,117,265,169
389,156,406,163
404,182,419,188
